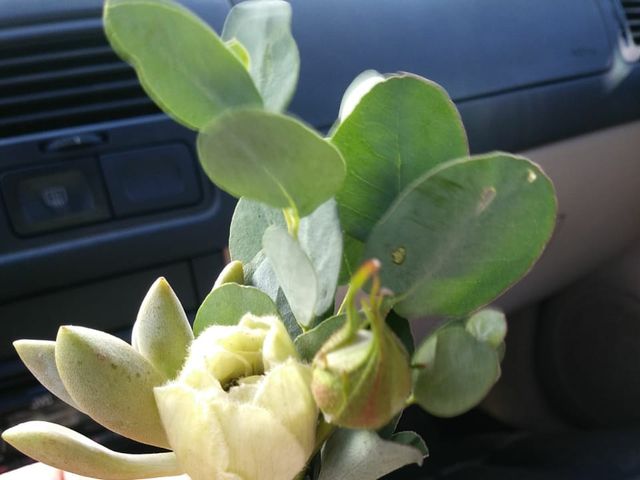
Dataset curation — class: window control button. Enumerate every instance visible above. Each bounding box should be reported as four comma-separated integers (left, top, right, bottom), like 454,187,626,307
1,159,111,236
100,144,201,218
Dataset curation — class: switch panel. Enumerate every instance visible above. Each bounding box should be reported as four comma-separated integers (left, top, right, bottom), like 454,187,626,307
1,159,111,236
100,144,201,218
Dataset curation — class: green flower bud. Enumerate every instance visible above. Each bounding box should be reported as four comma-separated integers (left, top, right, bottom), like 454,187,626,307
154,314,318,480
311,321,411,430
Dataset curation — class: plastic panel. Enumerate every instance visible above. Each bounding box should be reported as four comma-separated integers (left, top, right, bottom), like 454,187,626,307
289,0,613,128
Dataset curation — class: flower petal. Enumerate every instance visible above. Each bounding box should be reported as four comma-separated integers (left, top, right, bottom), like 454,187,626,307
154,384,235,480
255,360,317,456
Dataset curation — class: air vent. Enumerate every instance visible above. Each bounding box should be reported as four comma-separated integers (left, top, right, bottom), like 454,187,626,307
0,26,160,139
620,1,640,48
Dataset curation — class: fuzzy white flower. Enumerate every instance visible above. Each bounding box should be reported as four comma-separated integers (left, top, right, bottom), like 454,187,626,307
155,314,318,480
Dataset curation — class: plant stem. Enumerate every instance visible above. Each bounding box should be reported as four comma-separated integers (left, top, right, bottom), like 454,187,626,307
283,207,300,238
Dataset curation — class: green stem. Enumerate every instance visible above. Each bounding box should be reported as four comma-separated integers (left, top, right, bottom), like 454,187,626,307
283,207,300,238
339,259,381,333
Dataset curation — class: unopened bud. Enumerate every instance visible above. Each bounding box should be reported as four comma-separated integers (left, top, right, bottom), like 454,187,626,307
311,321,411,429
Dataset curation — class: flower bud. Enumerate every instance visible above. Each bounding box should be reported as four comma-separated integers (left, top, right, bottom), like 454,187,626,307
154,314,318,480
311,321,411,429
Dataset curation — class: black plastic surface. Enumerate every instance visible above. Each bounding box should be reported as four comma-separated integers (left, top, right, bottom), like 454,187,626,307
289,0,613,129
0,260,197,359
101,143,201,217
0,117,233,302
1,158,110,235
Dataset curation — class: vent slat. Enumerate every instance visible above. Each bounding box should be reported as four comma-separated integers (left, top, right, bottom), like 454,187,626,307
0,46,119,77
0,79,144,110
0,98,158,137
0,63,134,93
621,0,640,50
0,24,160,139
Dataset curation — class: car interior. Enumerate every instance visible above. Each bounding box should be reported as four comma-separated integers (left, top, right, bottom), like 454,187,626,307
1,0,640,478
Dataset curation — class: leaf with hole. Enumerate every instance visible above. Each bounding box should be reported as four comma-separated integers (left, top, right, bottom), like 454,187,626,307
365,153,557,318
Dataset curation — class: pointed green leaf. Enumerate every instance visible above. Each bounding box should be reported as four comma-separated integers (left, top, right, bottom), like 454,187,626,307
318,429,424,480
13,340,78,409
465,308,507,348
212,260,245,290
55,326,169,448
131,277,193,379
222,0,300,112
377,411,403,440
366,153,557,318
332,74,468,241
386,311,415,356
225,38,251,69
104,0,261,130
413,326,500,417
297,200,342,315
197,110,345,217
336,70,385,125
1,421,180,480
391,431,428,457
243,252,302,339
294,314,346,361
193,283,280,336
263,226,318,327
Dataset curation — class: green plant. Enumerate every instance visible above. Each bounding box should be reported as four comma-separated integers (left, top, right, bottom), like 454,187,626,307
1,1,557,479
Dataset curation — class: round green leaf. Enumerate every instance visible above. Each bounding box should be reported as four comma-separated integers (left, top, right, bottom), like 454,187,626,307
332,74,468,241
366,153,557,318
294,314,346,361
229,198,285,264
413,326,500,417
104,0,262,130
193,283,279,336
222,0,300,112
198,109,345,217
465,308,507,348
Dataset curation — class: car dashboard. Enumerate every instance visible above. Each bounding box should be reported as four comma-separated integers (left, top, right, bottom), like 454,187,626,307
1,0,640,477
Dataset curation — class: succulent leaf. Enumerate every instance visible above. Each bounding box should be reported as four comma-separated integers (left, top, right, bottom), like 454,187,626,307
1,421,181,480
13,340,79,409
55,326,170,448
131,277,193,379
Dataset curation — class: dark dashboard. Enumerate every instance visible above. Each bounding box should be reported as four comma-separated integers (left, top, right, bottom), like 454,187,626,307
1,0,640,477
